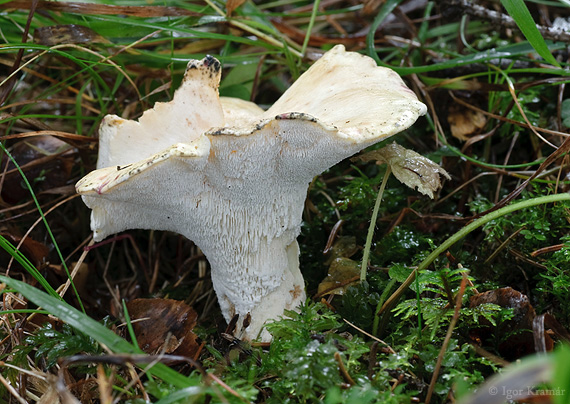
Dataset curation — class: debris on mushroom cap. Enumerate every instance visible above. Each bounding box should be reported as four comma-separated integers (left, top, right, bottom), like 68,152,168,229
76,45,427,341
357,142,451,198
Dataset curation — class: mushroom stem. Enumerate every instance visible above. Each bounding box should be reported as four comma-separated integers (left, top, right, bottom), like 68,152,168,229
209,238,305,340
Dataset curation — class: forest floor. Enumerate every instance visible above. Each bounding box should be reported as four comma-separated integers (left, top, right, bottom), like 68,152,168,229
2,1,570,403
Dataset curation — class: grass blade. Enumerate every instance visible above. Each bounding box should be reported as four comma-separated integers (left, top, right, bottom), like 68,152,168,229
0,275,194,389
0,234,59,298
379,193,570,319
366,0,403,63
0,142,85,311
501,0,560,67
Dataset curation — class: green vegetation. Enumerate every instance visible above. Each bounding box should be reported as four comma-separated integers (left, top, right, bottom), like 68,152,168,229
2,0,570,402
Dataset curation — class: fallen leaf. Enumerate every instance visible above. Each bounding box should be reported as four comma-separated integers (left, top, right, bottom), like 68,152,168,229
324,235,358,265
0,232,49,270
447,105,487,140
357,142,450,198
226,0,246,16
33,24,109,46
49,262,90,297
317,257,360,297
469,287,554,360
125,298,200,358
1,135,74,204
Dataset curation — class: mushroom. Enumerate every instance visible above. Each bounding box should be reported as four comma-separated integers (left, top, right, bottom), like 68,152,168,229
76,45,427,341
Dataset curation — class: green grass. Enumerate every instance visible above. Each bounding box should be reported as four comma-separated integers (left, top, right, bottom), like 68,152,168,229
3,1,570,403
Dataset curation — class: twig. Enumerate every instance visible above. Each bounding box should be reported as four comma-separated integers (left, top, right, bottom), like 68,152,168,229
343,318,396,354
0,373,27,404
442,0,570,43
425,270,468,404
531,243,565,257
334,351,356,386
469,344,510,367
208,373,249,402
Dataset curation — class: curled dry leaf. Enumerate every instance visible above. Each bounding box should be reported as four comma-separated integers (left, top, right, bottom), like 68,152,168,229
317,236,359,296
469,287,559,360
357,142,450,198
125,298,199,358
1,135,75,204
33,24,109,46
447,105,487,140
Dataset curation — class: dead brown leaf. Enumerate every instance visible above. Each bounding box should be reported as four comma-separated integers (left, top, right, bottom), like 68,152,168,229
1,232,49,269
317,258,360,297
33,24,109,46
317,236,360,297
447,105,487,141
469,287,559,360
125,298,200,358
226,0,246,16
1,135,75,204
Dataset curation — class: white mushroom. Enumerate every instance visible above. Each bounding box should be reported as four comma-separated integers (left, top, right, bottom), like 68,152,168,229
76,45,427,341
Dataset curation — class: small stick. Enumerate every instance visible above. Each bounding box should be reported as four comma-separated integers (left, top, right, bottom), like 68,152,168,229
343,318,395,354
442,0,570,43
531,243,565,257
0,373,27,404
368,341,379,380
334,351,356,386
425,270,469,404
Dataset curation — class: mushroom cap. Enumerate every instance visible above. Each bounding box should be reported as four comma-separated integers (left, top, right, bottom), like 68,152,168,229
265,45,425,142
78,44,426,215
96,55,224,168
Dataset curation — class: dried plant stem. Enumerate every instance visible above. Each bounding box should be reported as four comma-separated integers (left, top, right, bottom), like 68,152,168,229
361,166,391,282
425,271,468,404
203,0,303,58
0,373,27,404
334,351,356,386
